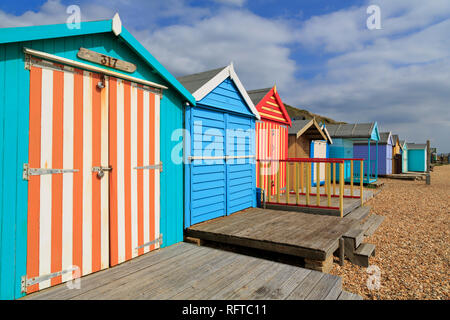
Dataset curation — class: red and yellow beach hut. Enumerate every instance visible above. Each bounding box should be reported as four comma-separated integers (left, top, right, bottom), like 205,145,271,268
248,86,292,195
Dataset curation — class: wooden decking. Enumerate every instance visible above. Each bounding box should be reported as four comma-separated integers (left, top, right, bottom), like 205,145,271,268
265,188,374,217
186,206,373,266
22,243,360,300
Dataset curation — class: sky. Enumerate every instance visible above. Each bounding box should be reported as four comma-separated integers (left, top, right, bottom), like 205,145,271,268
1,0,449,152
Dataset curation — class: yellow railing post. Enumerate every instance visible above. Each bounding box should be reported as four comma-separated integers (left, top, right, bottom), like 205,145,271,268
259,161,263,190
333,162,336,196
286,162,290,204
339,162,344,218
350,160,354,197
327,163,331,207
300,162,304,194
360,160,364,206
277,162,281,203
306,162,310,205
295,162,299,205
268,161,272,201
316,162,320,206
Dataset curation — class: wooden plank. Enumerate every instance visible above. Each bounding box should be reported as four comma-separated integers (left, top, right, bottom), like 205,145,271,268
169,254,262,300
362,214,385,237
225,263,290,299
355,243,375,257
135,249,241,300
209,260,274,299
77,47,137,73
286,271,325,300
24,243,197,300
69,245,214,299
305,274,341,300
247,268,312,300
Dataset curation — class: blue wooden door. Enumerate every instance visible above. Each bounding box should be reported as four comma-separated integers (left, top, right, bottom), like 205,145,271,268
226,114,256,215
188,107,227,226
186,107,255,227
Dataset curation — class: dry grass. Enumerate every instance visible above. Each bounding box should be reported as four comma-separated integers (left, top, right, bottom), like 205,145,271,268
330,165,450,300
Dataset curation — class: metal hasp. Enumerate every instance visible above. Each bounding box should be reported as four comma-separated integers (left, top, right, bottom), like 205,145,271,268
92,166,112,179
135,234,163,250
23,163,79,181
134,162,163,172
21,266,79,293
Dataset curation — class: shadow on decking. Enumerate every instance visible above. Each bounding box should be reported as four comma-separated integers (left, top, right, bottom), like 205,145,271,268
264,188,374,217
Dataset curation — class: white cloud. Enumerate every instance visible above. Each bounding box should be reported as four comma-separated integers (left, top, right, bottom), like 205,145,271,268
0,0,113,28
0,0,448,151
134,9,298,90
289,0,450,151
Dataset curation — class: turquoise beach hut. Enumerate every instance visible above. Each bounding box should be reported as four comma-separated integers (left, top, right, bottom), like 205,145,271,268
407,143,427,172
326,122,380,184
0,15,194,299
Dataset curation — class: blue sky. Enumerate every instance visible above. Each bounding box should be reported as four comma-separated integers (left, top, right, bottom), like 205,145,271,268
1,0,449,152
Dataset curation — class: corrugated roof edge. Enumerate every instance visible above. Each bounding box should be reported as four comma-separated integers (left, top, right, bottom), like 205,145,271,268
0,15,196,106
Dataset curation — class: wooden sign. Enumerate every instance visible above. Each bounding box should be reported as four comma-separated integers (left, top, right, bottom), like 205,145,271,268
77,47,137,73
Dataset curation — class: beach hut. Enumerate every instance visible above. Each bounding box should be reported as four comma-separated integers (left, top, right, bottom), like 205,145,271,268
288,119,331,186
391,134,403,174
400,140,408,173
0,15,195,299
326,122,380,183
354,132,394,176
178,64,260,228
247,86,291,194
407,143,427,172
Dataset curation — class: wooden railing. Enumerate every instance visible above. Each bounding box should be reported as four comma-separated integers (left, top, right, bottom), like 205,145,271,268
257,158,364,218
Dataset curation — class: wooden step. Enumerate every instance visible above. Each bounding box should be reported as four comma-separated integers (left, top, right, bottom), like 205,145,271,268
361,214,385,237
351,243,376,267
355,243,376,257
346,205,371,222
338,291,364,300
343,228,365,249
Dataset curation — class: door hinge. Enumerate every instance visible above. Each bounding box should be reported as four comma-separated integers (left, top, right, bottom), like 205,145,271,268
23,163,79,181
24,54,31,71
21,266,79,293
134,162,163,172
135,234,163,251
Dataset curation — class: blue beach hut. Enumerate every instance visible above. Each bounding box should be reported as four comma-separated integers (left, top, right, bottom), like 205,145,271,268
354,132,394,176
326,122,380,184
178,64,261,228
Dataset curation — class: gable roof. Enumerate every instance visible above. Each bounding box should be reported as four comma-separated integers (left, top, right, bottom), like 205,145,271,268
0,14,195,106
379,132,393,144
400,140,407,148
326,122,379,140
177,67,226,95
177,64,260,119
392,134,399,145
407,143,427,150
247,86,291,126
289,119,329,142
321,125,333,145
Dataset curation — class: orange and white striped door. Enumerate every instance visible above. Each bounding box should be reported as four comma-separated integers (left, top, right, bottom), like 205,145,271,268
108,78,160,267
26,61,110,293
26,58,161,293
